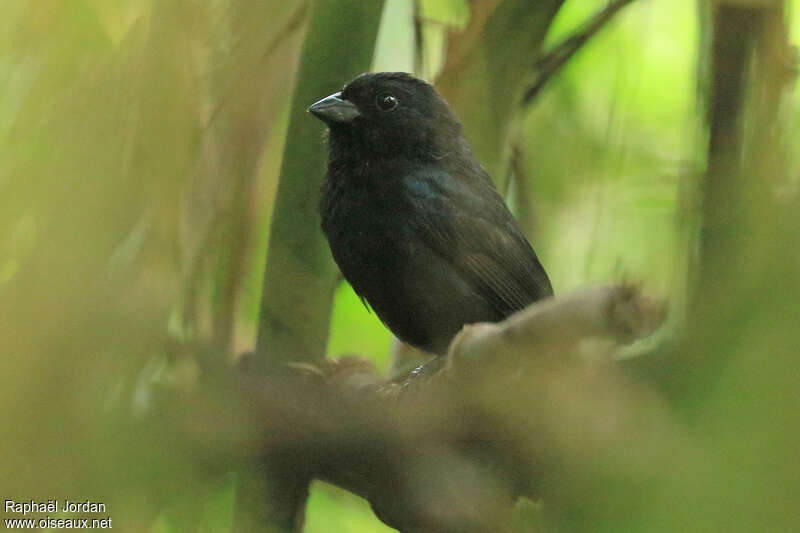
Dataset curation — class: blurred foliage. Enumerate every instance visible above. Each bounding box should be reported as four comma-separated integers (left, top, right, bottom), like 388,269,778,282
305,483,395,533
1,0,799,532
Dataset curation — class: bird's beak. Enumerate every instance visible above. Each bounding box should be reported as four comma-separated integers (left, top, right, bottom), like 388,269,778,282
307,92,361,124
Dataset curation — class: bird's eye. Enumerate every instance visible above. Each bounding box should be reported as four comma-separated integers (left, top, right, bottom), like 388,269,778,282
376,94,398,111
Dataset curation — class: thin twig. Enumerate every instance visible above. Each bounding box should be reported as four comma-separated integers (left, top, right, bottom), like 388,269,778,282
521,0,637,107
509,142,535,239
412,1,425,77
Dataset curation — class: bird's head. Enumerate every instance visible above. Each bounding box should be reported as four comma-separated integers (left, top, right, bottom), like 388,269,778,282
307,72,462,160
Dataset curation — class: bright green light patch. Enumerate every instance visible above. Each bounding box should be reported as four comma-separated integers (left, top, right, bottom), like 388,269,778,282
327,282,393,373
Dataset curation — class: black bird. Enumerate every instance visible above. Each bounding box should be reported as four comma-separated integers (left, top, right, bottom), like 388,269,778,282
309,72,553,355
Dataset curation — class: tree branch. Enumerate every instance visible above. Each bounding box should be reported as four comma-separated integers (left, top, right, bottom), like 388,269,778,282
445,285,665,377
200,286,672,532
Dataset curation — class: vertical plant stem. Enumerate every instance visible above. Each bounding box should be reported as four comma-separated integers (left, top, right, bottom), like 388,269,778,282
236,2,385,532
650,0,792,407
254,0,386,369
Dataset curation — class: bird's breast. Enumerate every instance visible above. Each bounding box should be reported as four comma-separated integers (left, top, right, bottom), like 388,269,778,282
322,175,412,278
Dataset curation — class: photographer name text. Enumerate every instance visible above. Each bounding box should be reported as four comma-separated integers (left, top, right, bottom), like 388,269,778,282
5,499,106,515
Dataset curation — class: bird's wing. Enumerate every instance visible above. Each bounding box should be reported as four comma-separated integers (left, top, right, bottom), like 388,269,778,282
405,166,553,317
